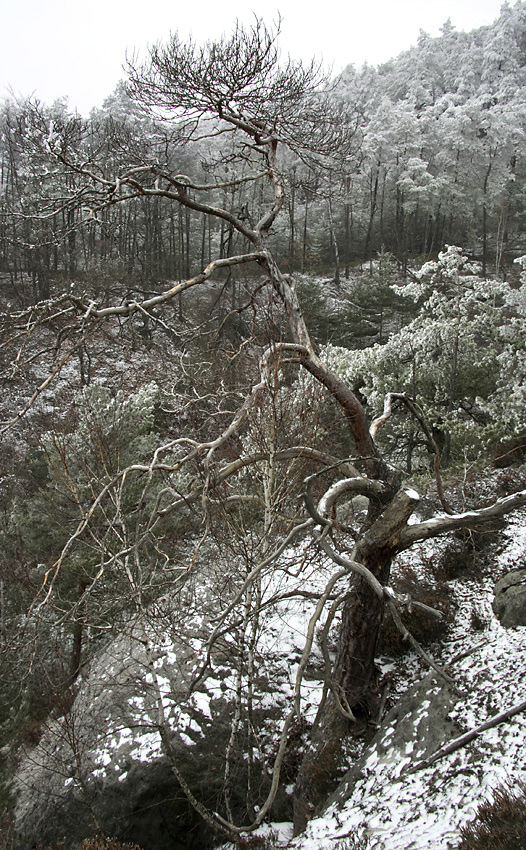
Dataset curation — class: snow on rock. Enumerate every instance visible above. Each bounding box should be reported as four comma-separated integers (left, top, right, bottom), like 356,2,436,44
12,548,335,850
292,516,526,850
295,626,526,850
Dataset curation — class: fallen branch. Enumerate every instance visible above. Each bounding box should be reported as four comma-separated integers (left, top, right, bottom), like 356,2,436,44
407,698,526,774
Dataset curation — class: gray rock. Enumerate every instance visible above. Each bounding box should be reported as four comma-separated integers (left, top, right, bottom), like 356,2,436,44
13,621,223,850
12,599,292,850
492,568,526,627
322,674,462,815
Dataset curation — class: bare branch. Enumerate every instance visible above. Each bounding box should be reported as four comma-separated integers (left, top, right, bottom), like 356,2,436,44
407,698,526,775
400,488,526,548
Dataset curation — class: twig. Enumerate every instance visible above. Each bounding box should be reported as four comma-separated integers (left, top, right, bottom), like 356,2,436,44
386,599,461,695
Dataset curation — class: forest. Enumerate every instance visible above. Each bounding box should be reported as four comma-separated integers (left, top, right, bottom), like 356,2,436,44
1,4,526,850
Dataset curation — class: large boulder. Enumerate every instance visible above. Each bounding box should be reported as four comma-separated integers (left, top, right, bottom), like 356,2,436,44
11,588,304,850
492,569,526,627
13,619,233,850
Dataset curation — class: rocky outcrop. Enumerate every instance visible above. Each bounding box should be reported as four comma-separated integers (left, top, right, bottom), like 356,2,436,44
321,673,463,816
493,569,526,627
13,619,230,850
12,598,295,850
297,627,526,850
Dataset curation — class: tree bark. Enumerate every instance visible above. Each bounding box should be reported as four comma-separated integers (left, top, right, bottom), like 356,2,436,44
293,489,419,834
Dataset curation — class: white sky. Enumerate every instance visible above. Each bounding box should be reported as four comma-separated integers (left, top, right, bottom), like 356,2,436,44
1,0,508,116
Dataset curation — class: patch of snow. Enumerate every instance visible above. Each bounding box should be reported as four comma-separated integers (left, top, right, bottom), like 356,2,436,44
497,508,526,571
294,527,526,850
129,731,162,763
191,690,212,718
405,487,420,500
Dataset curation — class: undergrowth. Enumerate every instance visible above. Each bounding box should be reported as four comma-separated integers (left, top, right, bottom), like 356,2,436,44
458,782,526,849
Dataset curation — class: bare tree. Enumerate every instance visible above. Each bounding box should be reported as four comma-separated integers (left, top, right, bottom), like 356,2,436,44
4,18,526,841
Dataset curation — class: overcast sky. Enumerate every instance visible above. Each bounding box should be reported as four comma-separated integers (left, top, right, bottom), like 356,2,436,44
1,0,508,116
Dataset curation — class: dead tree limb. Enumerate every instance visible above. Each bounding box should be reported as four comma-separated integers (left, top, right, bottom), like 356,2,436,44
407,698,526,775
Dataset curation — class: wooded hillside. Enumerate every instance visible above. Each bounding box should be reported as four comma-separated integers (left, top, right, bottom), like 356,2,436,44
2,3,526,287
1,7,526,850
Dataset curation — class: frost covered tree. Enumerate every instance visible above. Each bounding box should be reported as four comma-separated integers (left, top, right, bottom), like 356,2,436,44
5,19,526,842
321,246,511,470
332,3,526,266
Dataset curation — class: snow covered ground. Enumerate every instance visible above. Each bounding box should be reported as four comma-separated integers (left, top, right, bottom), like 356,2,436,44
234,507,526,850
19,474,526,850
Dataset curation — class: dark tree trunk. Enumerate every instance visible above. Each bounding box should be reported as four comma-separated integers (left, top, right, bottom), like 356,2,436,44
289,166,296,270
301,196,309,273
327,197,340,286
482,157,493,279
364,167,379,262
293,489,418,834
66,579,88,688
343,181,351,280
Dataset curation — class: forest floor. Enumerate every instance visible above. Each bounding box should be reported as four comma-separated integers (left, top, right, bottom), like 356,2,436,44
223,472,526,850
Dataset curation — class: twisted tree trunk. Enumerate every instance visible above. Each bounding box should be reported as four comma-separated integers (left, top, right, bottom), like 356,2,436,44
293,489,419,834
